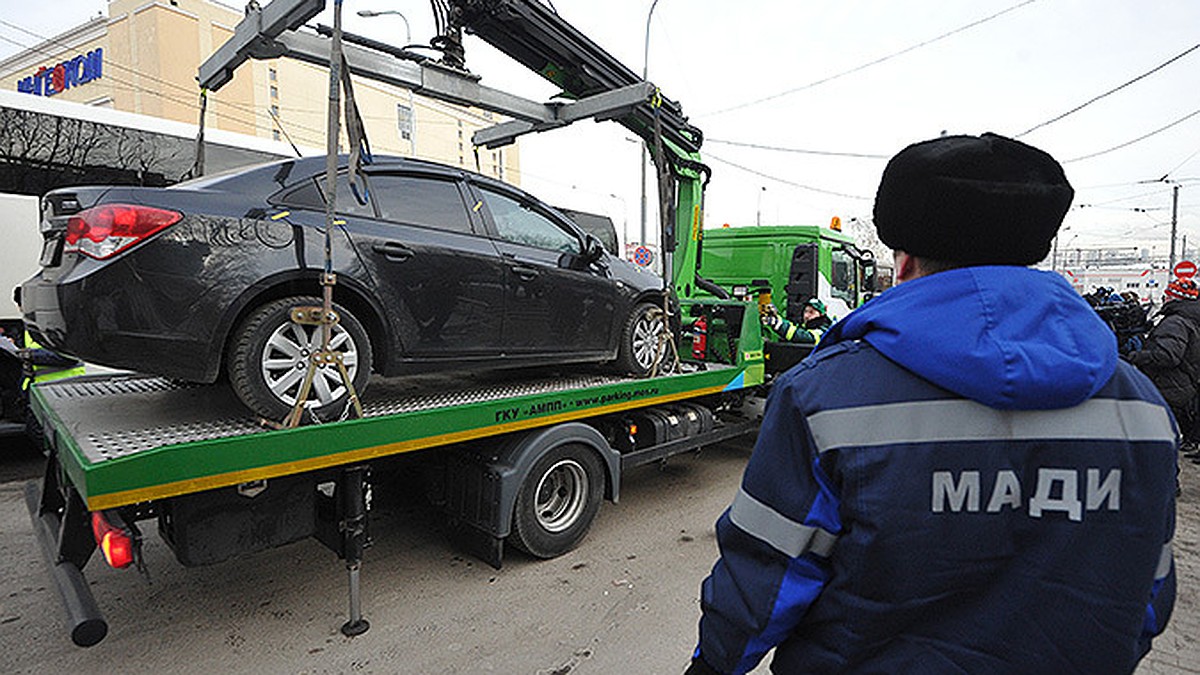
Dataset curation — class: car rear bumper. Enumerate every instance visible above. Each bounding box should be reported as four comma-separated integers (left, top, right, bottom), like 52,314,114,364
21,269,217,383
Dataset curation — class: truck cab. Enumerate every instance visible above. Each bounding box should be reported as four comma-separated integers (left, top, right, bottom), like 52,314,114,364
697,224,877,372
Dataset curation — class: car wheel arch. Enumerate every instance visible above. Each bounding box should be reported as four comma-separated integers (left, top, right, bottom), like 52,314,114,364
212,273,390,379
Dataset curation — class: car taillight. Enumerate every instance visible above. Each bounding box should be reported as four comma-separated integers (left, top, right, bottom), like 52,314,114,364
91,511,134,569
64,204,182,260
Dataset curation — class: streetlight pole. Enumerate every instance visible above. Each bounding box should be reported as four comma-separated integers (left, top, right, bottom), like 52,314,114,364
639,0,662,248
358,9,416,156
756,186,766,226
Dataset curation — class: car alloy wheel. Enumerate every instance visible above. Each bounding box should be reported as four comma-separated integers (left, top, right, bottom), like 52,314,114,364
631,308,664,372
616,301,670,377
260,320,360,409
228,295,372,420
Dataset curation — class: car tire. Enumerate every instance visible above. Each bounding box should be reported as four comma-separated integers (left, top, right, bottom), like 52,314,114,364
615,301,670,377
510,443,604,559
227,296,372,421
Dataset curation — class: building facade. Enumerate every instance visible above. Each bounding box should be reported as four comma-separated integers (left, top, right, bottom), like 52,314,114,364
0,0,520,182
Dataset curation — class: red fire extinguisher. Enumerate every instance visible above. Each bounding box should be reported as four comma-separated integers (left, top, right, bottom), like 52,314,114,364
692,315,708,359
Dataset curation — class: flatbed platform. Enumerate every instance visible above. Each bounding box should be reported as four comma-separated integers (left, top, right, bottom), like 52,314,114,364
32,363,751,511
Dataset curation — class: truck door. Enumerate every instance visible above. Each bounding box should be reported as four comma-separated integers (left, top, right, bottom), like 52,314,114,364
785,243,819,323
471,184,616,357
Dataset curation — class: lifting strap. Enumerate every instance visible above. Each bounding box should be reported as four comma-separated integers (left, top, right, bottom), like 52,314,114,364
186,87,208,180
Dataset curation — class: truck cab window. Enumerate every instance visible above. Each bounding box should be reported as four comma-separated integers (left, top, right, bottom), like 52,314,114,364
831,248,856,305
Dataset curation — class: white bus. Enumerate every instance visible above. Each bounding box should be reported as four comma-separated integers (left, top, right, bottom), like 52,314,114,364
0,89,295,320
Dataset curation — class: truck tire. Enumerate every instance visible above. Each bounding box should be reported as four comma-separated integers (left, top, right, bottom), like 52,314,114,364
227,296,371,421
510,443,604,558
615,302,670,377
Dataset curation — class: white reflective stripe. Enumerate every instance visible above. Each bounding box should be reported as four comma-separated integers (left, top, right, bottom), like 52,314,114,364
807,399,1174,454
728,488,837,559
1157,542,1173,580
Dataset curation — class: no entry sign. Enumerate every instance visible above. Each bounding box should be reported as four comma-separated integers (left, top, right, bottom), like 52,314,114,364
1174,260,1197,279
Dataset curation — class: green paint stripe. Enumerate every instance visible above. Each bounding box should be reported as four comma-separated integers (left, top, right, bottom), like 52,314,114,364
84,384,730,510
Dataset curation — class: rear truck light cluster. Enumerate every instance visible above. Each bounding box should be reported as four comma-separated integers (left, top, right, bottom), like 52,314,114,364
65,204,182,260
90,511,136,569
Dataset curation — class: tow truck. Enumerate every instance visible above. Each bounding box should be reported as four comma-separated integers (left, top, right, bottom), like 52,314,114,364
26,0,771,647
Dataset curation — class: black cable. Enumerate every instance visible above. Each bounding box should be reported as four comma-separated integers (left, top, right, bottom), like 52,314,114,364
700,0,1040,118
704,151,870,200
706,138,889,160
1016,42,1200,138
1065,107,1200,163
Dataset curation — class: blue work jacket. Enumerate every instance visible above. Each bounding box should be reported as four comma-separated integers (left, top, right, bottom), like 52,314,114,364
695,266,1177,674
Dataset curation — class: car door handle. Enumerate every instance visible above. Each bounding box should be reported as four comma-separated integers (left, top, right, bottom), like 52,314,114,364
372,243,414,262
510,264,540,281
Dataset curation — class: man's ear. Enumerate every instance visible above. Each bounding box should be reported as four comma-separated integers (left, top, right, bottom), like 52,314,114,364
894,251,920,283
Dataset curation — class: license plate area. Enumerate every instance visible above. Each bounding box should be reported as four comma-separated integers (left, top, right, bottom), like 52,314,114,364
39,237,62,267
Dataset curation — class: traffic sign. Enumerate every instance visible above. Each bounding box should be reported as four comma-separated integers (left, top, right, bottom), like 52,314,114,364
1174,260,1197,279
632,245,653,267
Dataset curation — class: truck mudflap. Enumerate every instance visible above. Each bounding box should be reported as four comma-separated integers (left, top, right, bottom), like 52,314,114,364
24,471,107,647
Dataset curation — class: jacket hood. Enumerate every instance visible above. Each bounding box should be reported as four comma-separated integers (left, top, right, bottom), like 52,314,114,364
818,266,1116,410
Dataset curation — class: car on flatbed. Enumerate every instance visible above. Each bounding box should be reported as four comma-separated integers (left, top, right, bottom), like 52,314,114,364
20,155,666,419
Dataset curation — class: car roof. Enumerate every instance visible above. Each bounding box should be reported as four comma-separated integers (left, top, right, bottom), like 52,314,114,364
175,154,477,191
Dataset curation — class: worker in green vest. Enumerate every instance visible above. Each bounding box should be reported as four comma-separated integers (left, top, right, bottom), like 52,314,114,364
762,298,833,345
21,331,85,389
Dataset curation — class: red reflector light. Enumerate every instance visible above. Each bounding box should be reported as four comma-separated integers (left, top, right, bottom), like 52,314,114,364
91,511,134,569
65,204,182,259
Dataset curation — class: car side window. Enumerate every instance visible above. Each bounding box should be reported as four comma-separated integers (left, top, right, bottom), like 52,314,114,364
333,174,375,218
478,187,580,254
370,175,473,234
276,174,375,218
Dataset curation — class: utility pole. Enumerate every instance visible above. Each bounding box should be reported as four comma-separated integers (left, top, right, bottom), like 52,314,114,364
1170,184,1180,270
640,0,662,248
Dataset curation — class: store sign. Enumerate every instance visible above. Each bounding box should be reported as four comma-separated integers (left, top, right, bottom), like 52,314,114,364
16,48,104,97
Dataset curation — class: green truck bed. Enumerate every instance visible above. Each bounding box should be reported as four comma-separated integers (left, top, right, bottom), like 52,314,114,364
32,363,755,511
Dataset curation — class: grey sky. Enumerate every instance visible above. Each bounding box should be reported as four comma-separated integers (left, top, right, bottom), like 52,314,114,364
2,0,1198,258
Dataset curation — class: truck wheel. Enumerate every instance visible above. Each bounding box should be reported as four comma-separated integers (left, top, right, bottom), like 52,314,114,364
510,443,604,558
228,296,372,421
615,302,669,377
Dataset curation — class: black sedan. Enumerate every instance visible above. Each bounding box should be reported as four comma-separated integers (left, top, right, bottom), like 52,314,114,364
21,156,667,419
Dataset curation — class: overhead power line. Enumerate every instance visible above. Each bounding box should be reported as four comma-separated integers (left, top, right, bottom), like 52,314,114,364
706,138,888,160
700,0,1039,119
1016,42,1200,138
1064,107,1200,163
704,150,870,200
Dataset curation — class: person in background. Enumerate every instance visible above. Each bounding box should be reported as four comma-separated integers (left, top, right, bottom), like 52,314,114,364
687,133,1175,675
1127,277,1200,458
761,298,832,344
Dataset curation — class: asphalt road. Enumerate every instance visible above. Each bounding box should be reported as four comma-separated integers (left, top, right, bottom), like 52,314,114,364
2,435,1196,674
2,437,757,674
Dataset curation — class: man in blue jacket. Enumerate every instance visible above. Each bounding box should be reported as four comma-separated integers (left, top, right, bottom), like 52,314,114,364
688,133,1176,674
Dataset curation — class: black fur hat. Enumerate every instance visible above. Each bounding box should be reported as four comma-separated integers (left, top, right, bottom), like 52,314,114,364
873,133,1074,266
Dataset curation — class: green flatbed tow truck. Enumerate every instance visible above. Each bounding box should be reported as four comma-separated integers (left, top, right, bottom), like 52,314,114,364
28,355,763,646
26,0,771,647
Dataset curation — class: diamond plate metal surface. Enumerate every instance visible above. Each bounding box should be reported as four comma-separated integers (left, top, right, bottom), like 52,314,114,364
41,364,713,464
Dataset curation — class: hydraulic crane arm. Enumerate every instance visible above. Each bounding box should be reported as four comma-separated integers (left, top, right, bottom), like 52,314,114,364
441,0,701,154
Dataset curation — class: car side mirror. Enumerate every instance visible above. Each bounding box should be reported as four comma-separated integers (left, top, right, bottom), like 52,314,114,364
583,234,606,264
